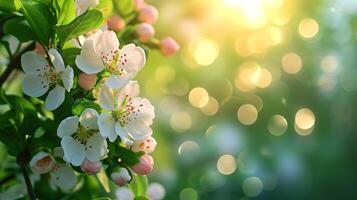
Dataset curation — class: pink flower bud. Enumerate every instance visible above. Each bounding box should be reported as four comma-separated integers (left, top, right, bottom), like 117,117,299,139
131,136,157,154
30,152,55,174
108,15,126,32
159,37,180,57
35,42,46,55
111,168,131,186
138,5,158,24
134,0,145,10
131,154,154,175
136,23,155,42
80,160,102,174
78,73,97,91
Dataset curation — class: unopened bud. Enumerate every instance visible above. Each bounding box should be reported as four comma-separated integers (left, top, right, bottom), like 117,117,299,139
131,154,154,175
30,152,55,174
134,0,145,10
136,23,155,42
131,136,157,154
108,15,126,32
111,168,131,186
78,73,97,91
138,5,158,24
80,160,102,174
159,37,180,57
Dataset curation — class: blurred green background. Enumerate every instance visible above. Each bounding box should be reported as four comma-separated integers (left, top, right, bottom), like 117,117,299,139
138,0,357,199
2,0,357,199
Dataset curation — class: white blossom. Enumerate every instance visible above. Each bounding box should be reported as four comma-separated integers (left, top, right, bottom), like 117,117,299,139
75,30,145,89
57,108,108,166
21,49,74,110
49,164,76,191
29,151,56,174
75,0,99,16
97,81,155,143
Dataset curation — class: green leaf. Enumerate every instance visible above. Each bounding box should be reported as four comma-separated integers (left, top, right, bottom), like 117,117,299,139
53,0,75,25
112,0,134,17
56,9,104,45
20,0,54,45
114,145,140,166
72,99,101,116
0,0,21,12
3,16,35,42
96,167,110,193
134,196,151,200
129,175,148,196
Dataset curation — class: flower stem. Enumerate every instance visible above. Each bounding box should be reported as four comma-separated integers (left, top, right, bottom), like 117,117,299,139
19,163,36,200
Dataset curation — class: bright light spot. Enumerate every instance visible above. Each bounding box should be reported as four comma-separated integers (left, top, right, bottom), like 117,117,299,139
201,97,219,116
235,61,261,92
170,111,192,132
193,39,219,66
265,26,283,46
298,18,319,38
178,141,200,155
268,115,288,136
237,104,258,125
265,0,284,8
281,52,302,74
217,154,237,175
155,65,176,84
256,68,272,88
242,177,263,197
269,10,291,26
180,188,198,200
295,108,315,136
320,55,339,73
189,87,209,108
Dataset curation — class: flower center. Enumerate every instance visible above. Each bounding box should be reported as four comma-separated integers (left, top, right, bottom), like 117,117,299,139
100,50,124,75
37,64,63,88
73,125,97,144
111,96,143,127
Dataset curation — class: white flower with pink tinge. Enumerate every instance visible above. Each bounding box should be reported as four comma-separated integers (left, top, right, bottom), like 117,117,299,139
97,81,155,143
57,108,108,166
21,49,74,110
75,0,99,16
75,30,146,89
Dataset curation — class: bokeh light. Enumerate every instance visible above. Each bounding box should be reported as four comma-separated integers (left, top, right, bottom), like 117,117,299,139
242,177,264,197
170,111,192,132
281,52,302,74
200,97,219,116
180,188,198,200
216,154,237,175
298,18,319,38
193,39,219,66
237,104,258,125
268,115,288,136
189,87,209,108
295,108,315,136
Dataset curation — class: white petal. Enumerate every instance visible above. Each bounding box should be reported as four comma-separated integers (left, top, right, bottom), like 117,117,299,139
61,136,86,166
85,134,107,161
98,113,118,142
131,136,157,154
50,164,76,190
98,86,115,110
79,108,99,130
126,121,152,140
45,85,65,110
75,39,104,74
104,73,133,89
115,123,132,145
115,187,134,200
119,44,146,73
94,30,119,56
129,97,155,125
57,116,79,138
48,48,65,71
116,81,140,105
61,66,74,91
22,74,49,97
21,51,47,73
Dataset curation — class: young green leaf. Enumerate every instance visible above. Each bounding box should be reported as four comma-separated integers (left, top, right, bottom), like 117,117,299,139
112,0,134,17
129,175,149,196
56,9,104,45
133,196,151,200
20,0,54,45
72,99,102,116
3,16,35,42
53,0,75,25
0,0,21,12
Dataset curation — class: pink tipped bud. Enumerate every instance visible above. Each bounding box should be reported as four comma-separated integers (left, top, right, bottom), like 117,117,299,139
111,168,131,186
136,23,155,42
131,154,154,175
30,152,55,174
80,160,102,174
138,5,158,24
35,42,46,55
159,37,180,57
134,0,145,10
131,136,157,154
78,73,97,91
108,15,126,32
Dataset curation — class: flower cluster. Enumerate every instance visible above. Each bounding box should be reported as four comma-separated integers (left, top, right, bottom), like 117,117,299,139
19,0,176,196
